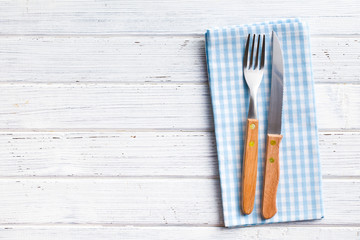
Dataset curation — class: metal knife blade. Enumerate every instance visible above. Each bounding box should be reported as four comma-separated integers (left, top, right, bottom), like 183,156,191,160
267,32,284,134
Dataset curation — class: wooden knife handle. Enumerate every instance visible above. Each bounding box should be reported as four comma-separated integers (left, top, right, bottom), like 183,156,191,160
242,119,259,215
262,133,283,219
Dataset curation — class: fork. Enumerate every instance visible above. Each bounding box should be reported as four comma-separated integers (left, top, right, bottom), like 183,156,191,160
242,34,265,215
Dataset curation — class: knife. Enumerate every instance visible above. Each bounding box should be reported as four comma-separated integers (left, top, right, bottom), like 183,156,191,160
262,31,284,219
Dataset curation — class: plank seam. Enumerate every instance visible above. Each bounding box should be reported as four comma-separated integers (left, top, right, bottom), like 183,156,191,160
0,177,357,181
0,129,358,133
0,223,360,228
0,33,357,38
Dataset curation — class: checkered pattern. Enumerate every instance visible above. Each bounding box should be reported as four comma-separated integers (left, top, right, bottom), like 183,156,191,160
205,19,324,227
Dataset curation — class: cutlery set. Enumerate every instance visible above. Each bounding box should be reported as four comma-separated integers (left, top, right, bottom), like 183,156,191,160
241,32,284,219
206,19,323,227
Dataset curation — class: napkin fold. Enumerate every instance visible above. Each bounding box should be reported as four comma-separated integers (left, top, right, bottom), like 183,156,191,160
205,19,324,227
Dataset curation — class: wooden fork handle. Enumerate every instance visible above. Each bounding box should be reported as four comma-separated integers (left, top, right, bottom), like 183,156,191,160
241,119,259,215
262,134,282,219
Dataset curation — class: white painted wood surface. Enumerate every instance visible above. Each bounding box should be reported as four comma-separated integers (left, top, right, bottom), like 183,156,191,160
0,0,359,239
0,84,358,129
1,226,359,240
0,132,358,177
0,0,359,35
0,179,359,225
0,36,358,83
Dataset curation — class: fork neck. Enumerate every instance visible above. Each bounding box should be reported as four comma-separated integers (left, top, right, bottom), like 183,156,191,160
248,89,258,119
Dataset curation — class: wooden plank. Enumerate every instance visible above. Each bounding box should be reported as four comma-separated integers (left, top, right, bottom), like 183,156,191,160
0,83,358,130
0,132,358,177
0,226,359,240
311,37,360,83
0,0,359,34
0,83,212,129
0,36,358,83
0,131,217,177
0,179,358,225
315,84,360,130
319,132,360,177
0,36,206,83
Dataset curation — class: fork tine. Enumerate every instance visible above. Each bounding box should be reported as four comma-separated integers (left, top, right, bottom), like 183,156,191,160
254,35,260,69
243,34,250,69
249,34,255,69
260,35,265,69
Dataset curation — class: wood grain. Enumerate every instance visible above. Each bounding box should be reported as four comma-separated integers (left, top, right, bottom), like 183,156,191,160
0,179,358,225
319,132,360,177
262,134,283,219
0,0,358,238
0,226,359,240
0,84,357,130
242,119,259,214
0,132,357,178
0,36,357,83
0,0,359,34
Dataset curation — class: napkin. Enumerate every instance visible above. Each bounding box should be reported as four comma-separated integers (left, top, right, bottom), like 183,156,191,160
205,19,324,227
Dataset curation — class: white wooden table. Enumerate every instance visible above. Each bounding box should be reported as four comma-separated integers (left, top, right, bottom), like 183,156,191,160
0,1,359,239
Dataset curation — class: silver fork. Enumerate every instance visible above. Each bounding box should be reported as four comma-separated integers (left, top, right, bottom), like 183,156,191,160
241,34,265,215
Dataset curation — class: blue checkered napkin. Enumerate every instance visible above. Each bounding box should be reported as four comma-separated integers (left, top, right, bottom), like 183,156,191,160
205,19,324,227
